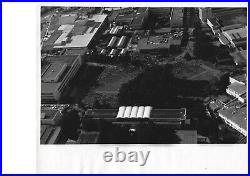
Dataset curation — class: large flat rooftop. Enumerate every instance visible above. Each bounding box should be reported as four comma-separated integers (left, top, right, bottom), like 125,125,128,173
213,8,247,27
85,108,186,120
218,100,247,132
227,82,246,95
41,125,62,144
225,27,247,40
45,55,79,65
41,109,58,119
41,55,79,94
41,63,67,83
42,14,107,50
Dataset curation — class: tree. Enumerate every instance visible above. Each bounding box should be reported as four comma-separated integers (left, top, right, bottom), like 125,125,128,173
118,65,211,108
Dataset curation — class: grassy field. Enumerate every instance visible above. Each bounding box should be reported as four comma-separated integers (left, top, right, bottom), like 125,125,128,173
172,60,222,82
83,66,141,108
172,60,205,79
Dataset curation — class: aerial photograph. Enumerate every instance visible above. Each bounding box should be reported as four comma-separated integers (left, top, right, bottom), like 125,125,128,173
40,7,247,144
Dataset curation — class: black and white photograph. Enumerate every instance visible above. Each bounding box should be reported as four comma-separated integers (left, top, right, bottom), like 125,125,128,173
40,6,247,144
2,2,249,174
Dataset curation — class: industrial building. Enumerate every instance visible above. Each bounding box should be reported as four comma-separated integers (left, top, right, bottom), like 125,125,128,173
41,109,63,125
84,106,188,127
109,26,123,35
226,74,246,103
100,49,107,55
170,8,184,28
81,106,197,143
40,107,65,144
149,7,171,16
42,14,108,52
40,125,63,144
220,26,247,48
108,36,117,48
211,73,247,137
119,48,127,56
41,55,82,103
59,14,78,25
218,100,247,136
110,7,149,30
203,8,247,35
116,36,127,48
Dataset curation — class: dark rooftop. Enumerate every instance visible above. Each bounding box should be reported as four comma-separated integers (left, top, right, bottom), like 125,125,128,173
40,125,62,144
63,48,88,56
45,55,79,65
85,108,186,120
41,109,59,120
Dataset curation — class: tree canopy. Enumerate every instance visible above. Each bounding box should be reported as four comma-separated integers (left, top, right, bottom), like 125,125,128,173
118,65,211,108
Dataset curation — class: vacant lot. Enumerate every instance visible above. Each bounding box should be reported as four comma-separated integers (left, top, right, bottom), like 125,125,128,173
83,66,141,108
172,60,205,79
172,60,222,82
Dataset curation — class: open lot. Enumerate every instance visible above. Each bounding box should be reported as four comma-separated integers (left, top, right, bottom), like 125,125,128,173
82,66,141,108
172,60,222,82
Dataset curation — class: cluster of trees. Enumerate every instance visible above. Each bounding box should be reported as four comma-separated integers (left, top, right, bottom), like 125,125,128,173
93,98,112,109
61,109,81,140
118,65,211,108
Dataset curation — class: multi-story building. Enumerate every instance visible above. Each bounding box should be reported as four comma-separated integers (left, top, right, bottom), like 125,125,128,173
205,8,247,36
41,109,63,125
218,100,247,136
226,74,246,103
41,55,82,103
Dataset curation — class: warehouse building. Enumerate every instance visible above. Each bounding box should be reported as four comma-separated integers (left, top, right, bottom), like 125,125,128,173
84,106,188,127
59,14,78,25
116,36,127,48
110,7,148,30
42,14,108,52
108,36,117,48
